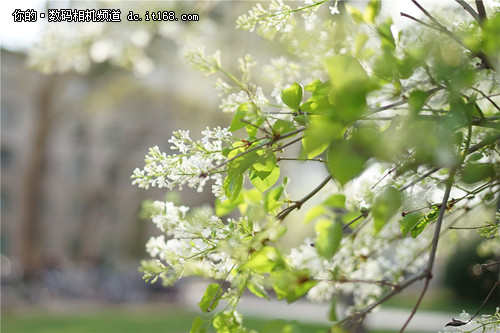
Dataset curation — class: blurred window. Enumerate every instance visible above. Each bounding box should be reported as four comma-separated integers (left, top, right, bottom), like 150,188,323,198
1,147,13,168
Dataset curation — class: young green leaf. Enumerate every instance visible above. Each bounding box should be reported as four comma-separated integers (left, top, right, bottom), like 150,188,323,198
305,205,327,224
329,297,338,322
190,317,206,333
247,279,270,300
372,186,402,234
326,142,367,186
249,166,280,193
223,172,243,202
408,90,429,116
399,211,422,237
198,283,221,312
271,269,317,303
281,82,303,110
363,0,381,24
244,246,285,273
323,194,346,210
315,219,343,259
273,119,297,136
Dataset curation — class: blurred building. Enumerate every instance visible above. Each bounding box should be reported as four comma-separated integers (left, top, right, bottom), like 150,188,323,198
1,48,223,289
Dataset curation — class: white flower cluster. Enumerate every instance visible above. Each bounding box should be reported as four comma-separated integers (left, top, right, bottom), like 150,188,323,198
143,202,241,284
287,220,430,312
185,47,222,76
236,0,294,38
131,127,232,198
141,201,280,287
219,87,268,113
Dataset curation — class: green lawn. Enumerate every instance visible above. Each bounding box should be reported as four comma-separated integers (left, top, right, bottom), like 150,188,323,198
0,304,423,333
1,305,334,333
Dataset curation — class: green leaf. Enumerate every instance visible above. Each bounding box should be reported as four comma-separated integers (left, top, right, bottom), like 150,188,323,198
271,269,317,303
378,18,395,49
410,206,439,238
354,33,369,58
364,0,381,24
325,55,375,122
198,283,220,312
399,212,422,237
250,166,280,193
323,194,346,210
346,5,364,24
228,102,264,137
229,102,258,132
190,317,206,333
408,90,429,116
281,82,303,110
250,151,276,179
373,50,395,81
213,312,242,333
329,297,338,322
215,192,244,216
305,205,326,224
223,172,243,202
273,119,297,136
460,163,495,184
341,211,365,229
315,219,343,259
264,185,285,213
244,246,284,273
326,142,367,186
302,133,330,159
372,186,402,234
247,279,269,300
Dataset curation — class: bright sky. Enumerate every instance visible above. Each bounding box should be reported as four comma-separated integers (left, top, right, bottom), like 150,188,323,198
0,0,47,50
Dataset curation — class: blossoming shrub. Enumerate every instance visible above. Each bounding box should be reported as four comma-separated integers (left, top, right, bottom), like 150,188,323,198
133,1,500,332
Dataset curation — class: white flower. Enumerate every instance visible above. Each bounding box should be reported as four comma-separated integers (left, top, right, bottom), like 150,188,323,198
185,47,221,75
131,127,232,195
459,310,471,322
329,5,340,15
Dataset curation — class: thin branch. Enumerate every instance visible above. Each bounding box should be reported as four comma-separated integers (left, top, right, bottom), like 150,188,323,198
481,261,500,269
465,279,499,324
400,12,436,30
472,87,500,111
208,128,305,173
276,175,332,221
467,132,500,154
277,157,325,163
316,277,398,288
273,136,302,152
455,0,480,22
400,167,440,192
342,210,369,230
238,119,271,136
407,0,493,69
449,225,482,230
371,99,407,114
399,167,457,332
475,0,487,23
399,132,500,192
338,271,428,327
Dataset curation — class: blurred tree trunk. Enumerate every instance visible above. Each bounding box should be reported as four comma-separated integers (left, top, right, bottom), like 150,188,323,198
19,75,57,281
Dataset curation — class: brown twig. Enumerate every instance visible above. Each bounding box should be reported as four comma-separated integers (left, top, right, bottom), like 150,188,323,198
399,167,457,332
276,175,332,221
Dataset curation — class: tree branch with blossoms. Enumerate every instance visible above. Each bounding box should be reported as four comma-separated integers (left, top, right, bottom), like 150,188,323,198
133,1,500,332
